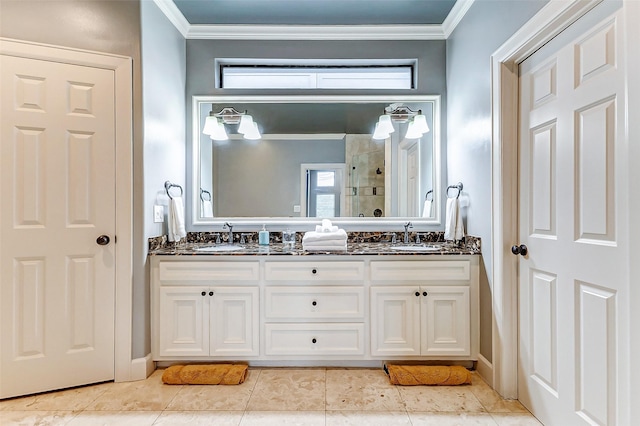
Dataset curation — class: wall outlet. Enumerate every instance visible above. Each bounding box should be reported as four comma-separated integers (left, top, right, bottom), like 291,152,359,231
293,205,301,213
153,205,164,223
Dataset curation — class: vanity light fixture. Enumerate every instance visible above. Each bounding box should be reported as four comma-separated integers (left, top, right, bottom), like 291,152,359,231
202,107,262,140
372,105,430,140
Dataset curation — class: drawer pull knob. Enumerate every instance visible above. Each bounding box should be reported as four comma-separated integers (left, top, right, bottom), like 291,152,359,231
312,300,317,306
423,291,428,297
415,291,420,297
201,291,206,296
209,291,214,296
312,338,317,344
312,268,317,274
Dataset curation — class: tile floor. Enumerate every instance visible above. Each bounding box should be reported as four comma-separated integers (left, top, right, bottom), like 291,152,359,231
0,368,543,425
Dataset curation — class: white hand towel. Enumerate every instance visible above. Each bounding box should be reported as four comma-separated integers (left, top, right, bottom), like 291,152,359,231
201,200,213,218
168,196,187,242
303,239,348,249
302,229,348,244
444,198,465,241
303,243,347,251
422,199,432,218
315,225,339,233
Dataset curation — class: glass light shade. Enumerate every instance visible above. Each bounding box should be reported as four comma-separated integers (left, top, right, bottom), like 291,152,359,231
377,114,395,134
412,114,430,134
372,122,391,140
404,120,423,139
243,122,262,140
208,118,229,140
237,114,254,134
202,115,219,135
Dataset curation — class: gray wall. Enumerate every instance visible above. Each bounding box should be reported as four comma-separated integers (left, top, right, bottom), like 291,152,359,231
186,39,447,229
446,0,548,361
0,0,147,358
140,1,186,358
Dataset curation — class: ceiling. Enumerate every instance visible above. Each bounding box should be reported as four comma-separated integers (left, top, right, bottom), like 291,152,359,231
172,0,458,26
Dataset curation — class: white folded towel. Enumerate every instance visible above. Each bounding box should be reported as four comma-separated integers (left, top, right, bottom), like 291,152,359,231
201,200,213,218
303,239,348,248
315,224,339,233
444,198,465,241
302,229,348,244
303,243,347,251
422,199,432,218
168,196,187,242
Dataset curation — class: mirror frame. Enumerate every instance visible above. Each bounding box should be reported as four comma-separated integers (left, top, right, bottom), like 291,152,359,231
191,95,441,230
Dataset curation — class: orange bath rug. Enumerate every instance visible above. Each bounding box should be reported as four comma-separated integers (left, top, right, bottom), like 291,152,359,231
162,364,248,385
385,364,472,386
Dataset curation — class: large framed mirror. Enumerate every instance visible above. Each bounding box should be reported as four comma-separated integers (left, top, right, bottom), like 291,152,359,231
191,95,441,229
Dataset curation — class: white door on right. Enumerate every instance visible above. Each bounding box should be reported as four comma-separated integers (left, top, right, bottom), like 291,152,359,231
518,6,630,426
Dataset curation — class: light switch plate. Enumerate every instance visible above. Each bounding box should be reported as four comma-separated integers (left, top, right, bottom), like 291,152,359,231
293,205,301,213
153,205,164,222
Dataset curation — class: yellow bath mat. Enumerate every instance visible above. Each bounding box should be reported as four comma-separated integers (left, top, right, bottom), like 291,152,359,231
162,364,248,385
385,364,472,386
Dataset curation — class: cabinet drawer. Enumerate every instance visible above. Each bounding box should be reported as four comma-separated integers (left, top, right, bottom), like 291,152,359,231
370,260,470,281
264,261,364,282
265,323,365,356
265,286,365,321
159,261,259,282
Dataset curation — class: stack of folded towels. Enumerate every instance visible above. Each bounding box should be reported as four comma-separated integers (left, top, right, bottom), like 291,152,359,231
302,219,347,251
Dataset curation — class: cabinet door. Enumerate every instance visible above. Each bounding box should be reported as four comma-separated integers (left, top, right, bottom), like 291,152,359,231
209,287,259,356
159,287,209,357
370,286,421,356
421,286,470,356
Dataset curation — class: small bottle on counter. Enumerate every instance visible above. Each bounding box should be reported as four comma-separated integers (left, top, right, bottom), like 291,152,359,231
259,224,269,245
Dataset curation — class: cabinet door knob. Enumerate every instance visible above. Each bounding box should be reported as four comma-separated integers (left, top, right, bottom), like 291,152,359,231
415,291,420,297
312,268,317,274
201,291,206,296
312,300,317,306
423,291,428,297
209,291,214,296
312,338,317,344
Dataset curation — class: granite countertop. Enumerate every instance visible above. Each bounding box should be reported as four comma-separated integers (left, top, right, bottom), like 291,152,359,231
148,240,480,256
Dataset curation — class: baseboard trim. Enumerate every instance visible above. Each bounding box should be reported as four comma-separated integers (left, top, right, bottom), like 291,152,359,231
130,354,155,381
476,353,493,388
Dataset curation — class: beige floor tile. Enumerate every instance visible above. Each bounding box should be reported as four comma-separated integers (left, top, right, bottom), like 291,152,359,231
246,369,325,411
491,413,544,425
65,410,161,425
0,382,112,411
166,368,260,411
153,410,243,425
325,410,412,425
409,412,499,425
398,385,486,412
468,374,529,414
0,410,78,426
325,368,405,411
240,410,325,425
84,371,181,411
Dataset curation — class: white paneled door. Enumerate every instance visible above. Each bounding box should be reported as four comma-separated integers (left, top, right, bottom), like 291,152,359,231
517,7,629,426
1,55,116,398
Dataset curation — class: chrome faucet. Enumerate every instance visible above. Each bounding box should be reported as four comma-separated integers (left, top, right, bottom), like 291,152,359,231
223,222,233,243
403,222,413,244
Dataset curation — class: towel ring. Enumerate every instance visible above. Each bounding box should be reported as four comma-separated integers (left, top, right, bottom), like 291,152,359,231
446,182,463,199
425,190,433,201
164,181,183,200
200,188,212,202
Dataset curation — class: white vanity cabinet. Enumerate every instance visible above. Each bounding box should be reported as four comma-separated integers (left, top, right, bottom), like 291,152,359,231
263,261,366,357
152,260,260,360
369,260,477,358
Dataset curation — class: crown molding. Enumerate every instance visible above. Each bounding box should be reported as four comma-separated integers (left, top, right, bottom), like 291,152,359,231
156,1,471,40
187,24,446,40
442,0,475,38
153,0,190,38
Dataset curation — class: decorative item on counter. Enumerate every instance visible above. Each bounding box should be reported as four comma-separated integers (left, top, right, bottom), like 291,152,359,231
259,224,269,245
282,228,296,247
303,219,347,251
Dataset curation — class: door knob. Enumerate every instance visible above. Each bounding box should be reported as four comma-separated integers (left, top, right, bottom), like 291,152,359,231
511,244,528,256
96,235,110,246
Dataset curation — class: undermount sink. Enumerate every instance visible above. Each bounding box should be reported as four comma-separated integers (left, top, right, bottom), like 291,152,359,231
390,245,443,252
195,244,245,252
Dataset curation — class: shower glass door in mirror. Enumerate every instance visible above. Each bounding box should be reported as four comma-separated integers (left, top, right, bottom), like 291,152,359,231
192,96,441,227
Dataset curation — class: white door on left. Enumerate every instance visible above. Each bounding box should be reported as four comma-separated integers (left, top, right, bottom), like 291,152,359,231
0,55,116,398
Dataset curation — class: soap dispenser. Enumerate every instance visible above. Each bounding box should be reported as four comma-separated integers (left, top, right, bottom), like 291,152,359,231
259,225,269,245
